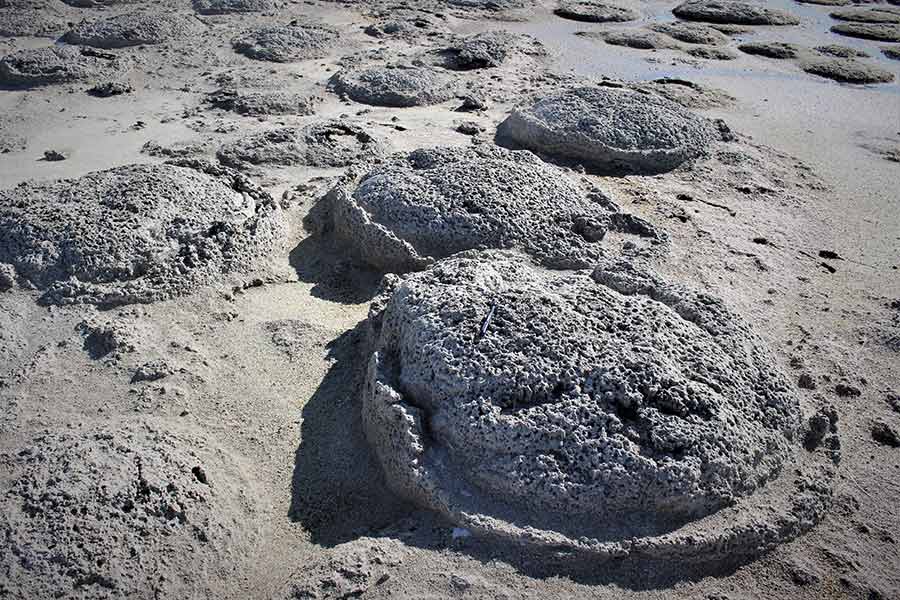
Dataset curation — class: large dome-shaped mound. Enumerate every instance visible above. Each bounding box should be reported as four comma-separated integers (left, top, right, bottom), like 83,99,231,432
63,11,205,48
497,86,719,174
232,23,338,62
363,251,838,564
0,422,258,599
672,0,800,25
0,45,130,87
328,65,459,107
193,0,274,14
317,145,663,272
0,161,286,306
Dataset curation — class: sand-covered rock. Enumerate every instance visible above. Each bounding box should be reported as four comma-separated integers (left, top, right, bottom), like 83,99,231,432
651,21,730,45
497,86,719,174
830,21,900,42
422,31,544,70
0,161,286,306
329,65,458,107
317,145,662,272
579,28,678,50
217,120,385,169
363,250,837,563
673,0,800,25
814,44,869,58
232,23,339,62
554,1,639,23
0,45,130,88
193,0,274,14
0,422,258,599
685,45,737,59
364,13,448,40
800,56,895,83
830,7,900,24
206,88,321,116
738,41,803,59
63,11,206,48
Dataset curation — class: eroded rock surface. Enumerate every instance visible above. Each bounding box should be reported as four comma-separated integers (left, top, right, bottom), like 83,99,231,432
193,0,275,14
0,162,286,305
422,31,544,70
232,23,339,62
673,0,800,25
64,11,205,48
831,21,900,42
554,1,639,23
0,45,130,87
329,65,458,107
206,88,321,116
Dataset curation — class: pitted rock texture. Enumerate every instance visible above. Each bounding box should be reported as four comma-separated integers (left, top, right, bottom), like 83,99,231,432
329,65,458,107
0,161,286,306
232,23,339,62
738,41,803,59
319,145,662,273
364,251,836,561
497,86,719,174
830,22,900,42
206,88,321,116
830,7,900,24
579,28,679,50
673,1,800,25
650,21,730,45
800,56,895,83
424,31,544,70
0,45,130,88
61,0,139,6
217,120,385,169
554,1,639,23
63,11,205,48
364,15,448,40
193,0,275,14
0,9,67,38
0,423,257,600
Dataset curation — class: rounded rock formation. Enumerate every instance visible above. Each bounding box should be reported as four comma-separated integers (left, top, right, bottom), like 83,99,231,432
192,0,275,14
497,86,719,174
0,161,286,305
329,65,458,107
800,56,895,83
830,22,900,42
738,41,802,59
317,145,662,273
206,88,321,116
0,422,258,599
650,21,730,45
554,1,639,23
423,31,543,70
217,120,385,169
673,0,800,25
0,45,130,88
363,250,838,564
63,11,205,48
232,23,338,62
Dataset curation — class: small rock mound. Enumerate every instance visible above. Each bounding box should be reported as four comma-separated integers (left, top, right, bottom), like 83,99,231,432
63,11,205,48
0,423,258,599
554,1,639,23
206,88,321,116
423,31,544,70
497,86,719,174
650,21,730,45
579,29,677,50
232,23,339,62
830,21,900,42
329,65,458,107
317,145,662,273
738,41,803,59
217,120,385,169
883,46,900,60
363,250,837,563
800,56,895,83
830,7,900,24
0,45,130,88
60,0,139,6
0,9,67,38
364,15,448,40
814,44,869,58
0,162,286,306
673,0,800,25
193,0,274,14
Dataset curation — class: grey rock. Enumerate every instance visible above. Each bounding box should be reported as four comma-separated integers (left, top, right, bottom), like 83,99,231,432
192,0,275,14
232,23,338,63
738,41,803,59
217,120,385,169
554,1,639,23
0,161,287,306
814,44,869,58
497,86,719,174
673,1,800,25
0,262,14,291
63,11,205,48
830,7,900,24
423,31,544,70
685,45,738,60
363,250,836,563
872,421,900,447
317,145,662,273
329,65,458,107
578,28,678,50
87,80,133,97
206,88,320,116
0,45,131,88
651,21,730,45
800,56,894,83
0,8,67,38
830,22,900,42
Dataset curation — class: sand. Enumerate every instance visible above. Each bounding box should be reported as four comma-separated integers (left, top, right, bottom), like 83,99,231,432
0,0,898,599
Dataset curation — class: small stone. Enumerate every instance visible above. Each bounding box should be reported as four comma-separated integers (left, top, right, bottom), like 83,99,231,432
42,150,66,162
872,421,900,447
456,121,483,135
835,382,861,397
798,373,816,389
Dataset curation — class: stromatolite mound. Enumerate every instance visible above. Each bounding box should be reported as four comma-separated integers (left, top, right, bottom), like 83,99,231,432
423,31,544,70
61,0,139,6
650,21,730,45
738,41,803,59
800,56,895,83
206,88,321,116
673,0,800,25
363,250,838,564
217,120,385,169
0,45,130,87
0,8,67,37
830,21,900,42
497,86,719,174
232,23,339,62
0,423,258,599
554,1,639,23
329,65,458,107
193,0,275,14
317,145,662,273
830,7,900,24
63,11,205,48
0,161,286,306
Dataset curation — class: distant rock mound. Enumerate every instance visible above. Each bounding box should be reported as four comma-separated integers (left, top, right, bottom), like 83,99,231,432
673,0,800,25
206,88,321,116
193,0,275,14
329,65,458,107
554,1,639,23
0,45,130,87
63,11,205,48
422,31,545,70
830,21,900,42
232,23,339,62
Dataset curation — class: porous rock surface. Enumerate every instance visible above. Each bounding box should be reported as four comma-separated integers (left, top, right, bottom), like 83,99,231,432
0,161,286,306
0,9,67,38
232,23,338,62
217,120,385,169
497,86,719,174
0,45,130,87
193,0,275,14
206,88,321,116
738,41,803,59
650,21,730,45
318,145,662,272
554,1,640,23
425,31,543,70
673,0,800,25
830,21,900,42
363,251,837,562
0,422,257,599
61,0,139,6
63,11,205,48
329,65,458,107
800,56,895,83
830,7,900,24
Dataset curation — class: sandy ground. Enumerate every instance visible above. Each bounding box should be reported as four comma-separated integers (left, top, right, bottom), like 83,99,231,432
0,0,898,598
